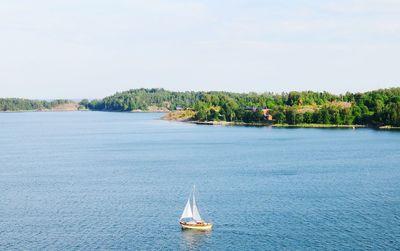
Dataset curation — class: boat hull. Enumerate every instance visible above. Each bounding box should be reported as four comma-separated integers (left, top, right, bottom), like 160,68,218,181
180,223,213,231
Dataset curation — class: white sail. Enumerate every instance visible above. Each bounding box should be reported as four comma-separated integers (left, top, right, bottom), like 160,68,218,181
180,197,193,220
192,186,202,222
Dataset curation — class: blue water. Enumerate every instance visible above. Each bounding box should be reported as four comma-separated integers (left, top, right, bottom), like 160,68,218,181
0,112,399,250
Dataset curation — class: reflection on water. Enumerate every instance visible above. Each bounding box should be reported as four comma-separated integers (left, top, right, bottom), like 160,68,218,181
180,229,212,250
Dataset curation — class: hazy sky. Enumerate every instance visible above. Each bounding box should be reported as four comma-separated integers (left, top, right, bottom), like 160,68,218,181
1,0,400,99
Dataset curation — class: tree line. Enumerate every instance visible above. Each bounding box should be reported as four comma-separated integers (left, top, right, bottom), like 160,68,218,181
80,87,400,127
0,99,73,111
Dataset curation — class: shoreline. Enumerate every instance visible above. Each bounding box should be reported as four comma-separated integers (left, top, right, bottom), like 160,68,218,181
188,120,271,126
188,121,364,128
378,125,400,130
0,109,84,113
165,118,400,130
0,109,168,113
272,123,365,129
1,110,399,130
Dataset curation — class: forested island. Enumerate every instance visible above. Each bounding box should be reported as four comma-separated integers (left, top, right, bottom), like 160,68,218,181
78,88,400,128
0,99,79,111
2,88,400,128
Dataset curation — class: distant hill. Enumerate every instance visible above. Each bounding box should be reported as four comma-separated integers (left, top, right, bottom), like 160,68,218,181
0,98,78,112
80,88,207,111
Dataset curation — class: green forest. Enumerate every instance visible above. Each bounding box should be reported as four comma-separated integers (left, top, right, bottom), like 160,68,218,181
0,99,73,111
1,88,399,127
80,87,400,127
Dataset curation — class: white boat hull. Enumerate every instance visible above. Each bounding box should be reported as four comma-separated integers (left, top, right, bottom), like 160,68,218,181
180,222,213,231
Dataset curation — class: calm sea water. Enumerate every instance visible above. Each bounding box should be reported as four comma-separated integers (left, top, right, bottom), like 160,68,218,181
1,112,399,250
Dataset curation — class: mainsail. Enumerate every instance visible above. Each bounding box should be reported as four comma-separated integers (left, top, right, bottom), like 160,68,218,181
192,186,202,222
180,185,203,222
180,197,193,220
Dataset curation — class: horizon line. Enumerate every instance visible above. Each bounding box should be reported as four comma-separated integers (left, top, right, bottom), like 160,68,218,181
1,85,399,100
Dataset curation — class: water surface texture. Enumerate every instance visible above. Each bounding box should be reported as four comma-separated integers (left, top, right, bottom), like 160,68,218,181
1,112,399,250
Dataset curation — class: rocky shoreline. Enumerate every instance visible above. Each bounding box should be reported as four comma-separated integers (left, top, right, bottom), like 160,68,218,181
163,115,400,130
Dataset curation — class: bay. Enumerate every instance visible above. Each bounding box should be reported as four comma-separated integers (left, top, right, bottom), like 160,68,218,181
0,112,399,250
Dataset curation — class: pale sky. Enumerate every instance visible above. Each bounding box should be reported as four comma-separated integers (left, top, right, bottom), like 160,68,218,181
1,0,400,99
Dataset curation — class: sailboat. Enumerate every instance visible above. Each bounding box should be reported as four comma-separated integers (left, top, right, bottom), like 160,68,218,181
179,185,213,231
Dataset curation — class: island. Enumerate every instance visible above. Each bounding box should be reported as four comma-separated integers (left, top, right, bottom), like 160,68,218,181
0,99,81,112
1,87,400,129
